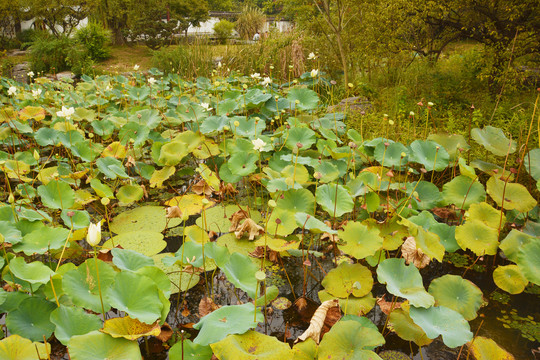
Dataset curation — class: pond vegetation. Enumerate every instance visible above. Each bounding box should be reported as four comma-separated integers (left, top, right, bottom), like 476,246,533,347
0,67,538,359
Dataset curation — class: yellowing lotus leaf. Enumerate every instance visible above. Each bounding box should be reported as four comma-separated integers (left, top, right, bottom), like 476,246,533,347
101,316,161,340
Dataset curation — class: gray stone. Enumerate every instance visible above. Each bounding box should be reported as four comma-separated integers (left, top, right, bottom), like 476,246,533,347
11,62,30,84
56,71,76,81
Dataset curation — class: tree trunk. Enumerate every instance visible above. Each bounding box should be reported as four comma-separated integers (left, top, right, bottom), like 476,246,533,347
335,32,349,86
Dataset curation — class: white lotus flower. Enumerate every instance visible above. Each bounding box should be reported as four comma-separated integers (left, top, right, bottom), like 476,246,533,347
308,52,317,60
56,106,75,120
310,69,319,78
200,102,212,111
428,102,434,107
148,77,156,85
262,77,272,86
27,71,35,78
133,64,140,71
409,111,415,116
251,72,261,79
8,86,17,96
32,88,42,98
252,138,266,152
218,61,222,68
86,222,101,247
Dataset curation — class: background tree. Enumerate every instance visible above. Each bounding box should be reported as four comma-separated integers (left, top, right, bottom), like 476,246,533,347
24,0,90,36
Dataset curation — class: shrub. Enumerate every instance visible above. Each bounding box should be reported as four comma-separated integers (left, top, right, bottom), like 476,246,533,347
213,20,235,44
74,22,111,61
236,5,265,40
29,32,74,73
16,29,39,49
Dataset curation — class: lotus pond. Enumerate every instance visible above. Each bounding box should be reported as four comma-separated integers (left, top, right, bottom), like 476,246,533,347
0,70,538,360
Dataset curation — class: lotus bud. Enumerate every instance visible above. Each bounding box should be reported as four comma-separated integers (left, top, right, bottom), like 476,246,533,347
223,125,230,131
314,172,322,180
33,149,39,161
86,222,101,247
295,99,300,104
388,120,394,126
8,193,15,204
101,197,110,206
268,199,277,208
347,83,353,88
409,111,415,116
401,152,406,158
234,121,240,127
202,198,210,205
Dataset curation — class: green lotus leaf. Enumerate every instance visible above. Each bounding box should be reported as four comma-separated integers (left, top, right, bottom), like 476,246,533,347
322,262,373,298
91,119,115,136
376,258,435,308
406,181,442,210
110,206,181,234
364,217,407,251
169,339,213,360
163,241,215,270
458,157,476,178
101,316,161,340
149,165,174,188
409,305,473,348
338,221,383,259
193,303,263,345
317,319,384,360
200,115,229,134
158,141,190,166
227,152,258,176
0,221,22,244
471,126,516,156
128,108,161,129
183,225,211,244
134,265,173,298
467,336,515,360
62,259,115,313
467,202,503,229
211,330,293,359
524,148,540,181
493,265,528,294
398,217,445,261
486,176,537,213
470,159,509,177
172,240,229,268
287,87,319,111
499,229,535,263
116,185,144,205
254,236,301,252
0,291,29,313
34,127,59,146
61,209,91,230
96,156,130,179
152,253,201,295
455,220,499,256
295,212,336,234
221,252,277,299
104,231,166,257
276,188,316,214
245,88,272,106
364,191,380,212
6,297,56,342
313,160,340,183
427,133,470,160
316,183,354,217
374,141,409,168
442,175,486,210
387,309,432,347
318,290,376,316
517,238,540,285
8,257,54,285
12,225,70,255
50,305,103,345
291,338,318,360
196,204,262,233
428,275,483,320
285,126,317,150
409,140,449,171
37,179,75,210
217,232,260,256
104,271,164,324
90,178,114,198
118,122,150,147
111,248,154,271
0,334,51,360
67,330,142,360
280,164,310,185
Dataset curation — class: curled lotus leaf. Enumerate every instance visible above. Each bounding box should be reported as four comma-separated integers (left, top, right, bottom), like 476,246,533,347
387,308,432,347
467,336,515,360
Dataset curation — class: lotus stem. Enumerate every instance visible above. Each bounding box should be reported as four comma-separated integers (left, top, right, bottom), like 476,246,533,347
55,227,73,272
93,247,106,320
49,275,60,307
431,146,440,183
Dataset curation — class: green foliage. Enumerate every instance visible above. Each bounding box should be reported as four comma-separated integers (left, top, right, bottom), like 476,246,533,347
29,32,74,73
213,20,235,44
151,44,214,78
236,5,266,40
74,22,111,61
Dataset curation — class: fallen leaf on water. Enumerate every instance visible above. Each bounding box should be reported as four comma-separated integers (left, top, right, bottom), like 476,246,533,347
229,209,249,232
295,299,340,344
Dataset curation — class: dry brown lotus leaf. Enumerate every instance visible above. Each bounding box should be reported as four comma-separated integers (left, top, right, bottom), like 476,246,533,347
320,231,339,242
219,183,238,196
192,179,213,196
431,206,459,222
249,246,279,262
377,296,403,315
156,323,173,342
199,296,220,318
401,236,430,269
229,209,249,232
234,218,264,241
295,299,340,344
166,206,183,219
125,155,136,168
